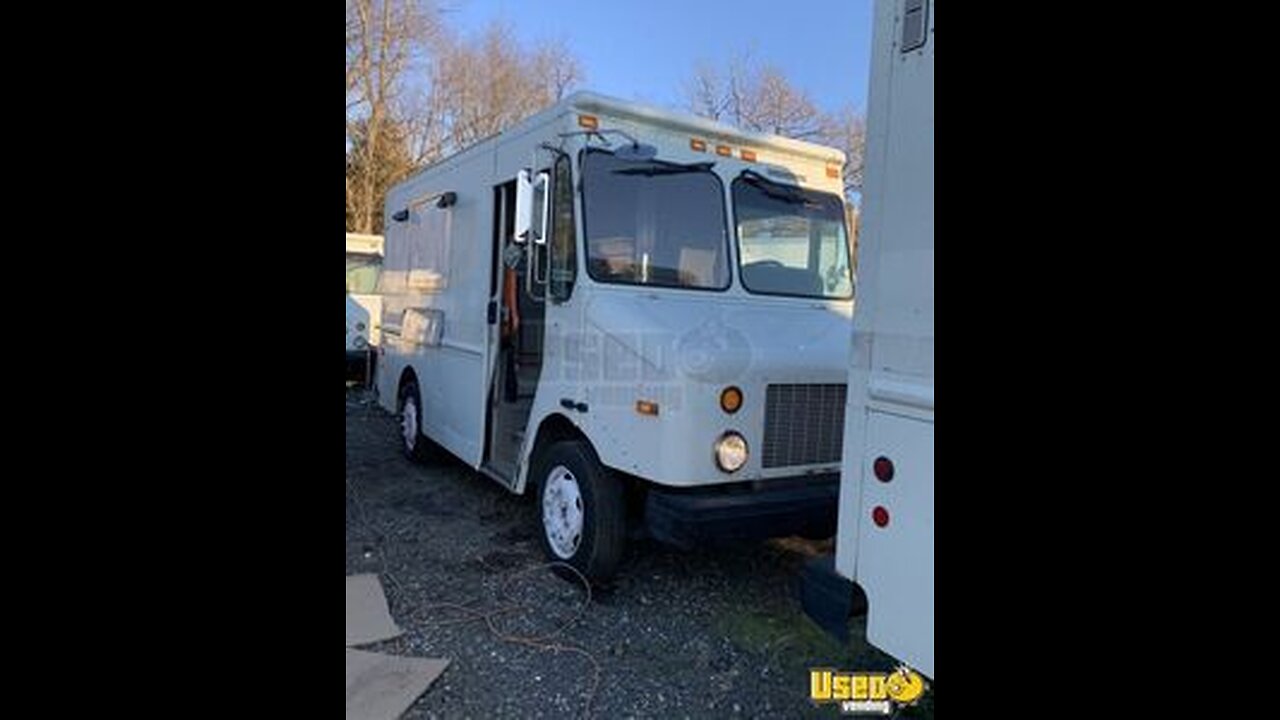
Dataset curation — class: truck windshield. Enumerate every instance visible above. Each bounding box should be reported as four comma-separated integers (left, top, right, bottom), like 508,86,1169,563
346,254,381,294
732,172,853,299
581,149,730,291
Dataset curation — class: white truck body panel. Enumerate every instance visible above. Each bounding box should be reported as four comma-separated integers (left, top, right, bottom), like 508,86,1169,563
377,138,501,466
835,0,935,678
377,91,855,493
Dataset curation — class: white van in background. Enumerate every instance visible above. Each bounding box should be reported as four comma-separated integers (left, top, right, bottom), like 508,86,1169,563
346,233,384,384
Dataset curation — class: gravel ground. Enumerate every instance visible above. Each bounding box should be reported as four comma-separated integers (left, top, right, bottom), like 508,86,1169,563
345,389,932,719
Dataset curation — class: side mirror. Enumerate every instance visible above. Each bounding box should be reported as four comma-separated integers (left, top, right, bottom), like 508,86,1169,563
514,170,533,243
515,169,550,245
531,171,550,246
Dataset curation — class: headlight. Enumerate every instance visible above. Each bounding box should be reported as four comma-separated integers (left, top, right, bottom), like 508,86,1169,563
353,335,368,349
356,321,366,332
714,432,748,473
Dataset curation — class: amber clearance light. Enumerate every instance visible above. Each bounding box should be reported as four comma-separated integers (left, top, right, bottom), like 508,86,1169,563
720,386,743,414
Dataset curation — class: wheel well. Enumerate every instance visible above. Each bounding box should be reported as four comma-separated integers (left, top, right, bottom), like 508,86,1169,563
532,413,585,455
397,368,420,400
527,413,587,492
527,414,644,526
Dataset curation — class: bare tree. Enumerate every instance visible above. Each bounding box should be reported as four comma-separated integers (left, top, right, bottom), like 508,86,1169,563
346,0,439,234
346,9,583,233
422,22,583,156
536,40,583,102
745,67,825,140
687,61,723,121
819,105,867,199
685,54,865,201
346,118,416,233
686,52,822,138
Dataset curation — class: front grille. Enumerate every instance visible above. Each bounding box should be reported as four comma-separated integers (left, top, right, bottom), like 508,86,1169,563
762,384,847,469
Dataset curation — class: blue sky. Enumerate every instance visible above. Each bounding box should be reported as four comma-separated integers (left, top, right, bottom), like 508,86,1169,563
442,0,872,116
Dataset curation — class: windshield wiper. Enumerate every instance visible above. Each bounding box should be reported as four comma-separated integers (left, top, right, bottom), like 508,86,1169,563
613,161,715,177
740,169,807,204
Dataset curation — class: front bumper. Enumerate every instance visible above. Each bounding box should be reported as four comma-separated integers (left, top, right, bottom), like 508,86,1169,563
642,472,839,549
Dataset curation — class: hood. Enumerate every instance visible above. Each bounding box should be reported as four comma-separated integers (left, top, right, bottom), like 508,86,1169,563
585,292,852,385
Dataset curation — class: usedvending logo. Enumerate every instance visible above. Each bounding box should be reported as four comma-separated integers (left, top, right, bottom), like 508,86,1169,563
809,665,927,715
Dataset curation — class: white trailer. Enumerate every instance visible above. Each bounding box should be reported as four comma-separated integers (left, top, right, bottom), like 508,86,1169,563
376,91,857,581
346,233,384,384
834,0,934,678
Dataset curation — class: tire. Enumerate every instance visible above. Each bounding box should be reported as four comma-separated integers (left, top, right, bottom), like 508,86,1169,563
532,440,627,584
397,380,434,463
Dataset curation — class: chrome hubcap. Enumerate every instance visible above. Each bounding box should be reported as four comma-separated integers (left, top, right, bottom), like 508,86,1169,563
401,396,418,450
542,465,584,559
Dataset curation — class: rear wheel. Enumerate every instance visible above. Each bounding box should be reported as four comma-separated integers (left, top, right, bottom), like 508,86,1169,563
397,380,434,463
533,440,626,584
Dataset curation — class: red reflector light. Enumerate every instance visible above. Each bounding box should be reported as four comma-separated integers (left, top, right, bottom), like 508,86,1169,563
872,506,890,527
873,456,894,482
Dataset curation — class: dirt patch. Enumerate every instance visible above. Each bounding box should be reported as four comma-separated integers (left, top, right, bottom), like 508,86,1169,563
345,388,932,718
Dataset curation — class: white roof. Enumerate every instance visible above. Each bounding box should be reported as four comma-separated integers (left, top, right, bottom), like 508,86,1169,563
566,91,846,165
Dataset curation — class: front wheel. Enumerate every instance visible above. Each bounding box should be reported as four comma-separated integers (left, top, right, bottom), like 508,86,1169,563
533,440,626,584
